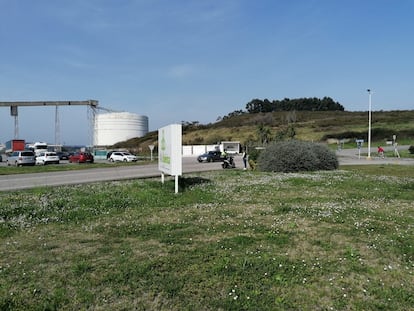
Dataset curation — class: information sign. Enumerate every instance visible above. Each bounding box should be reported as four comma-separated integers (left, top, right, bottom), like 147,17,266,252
158,124,182,193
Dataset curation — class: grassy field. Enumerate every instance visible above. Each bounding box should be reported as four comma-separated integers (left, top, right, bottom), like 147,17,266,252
1,166,413,310
184,110,414,145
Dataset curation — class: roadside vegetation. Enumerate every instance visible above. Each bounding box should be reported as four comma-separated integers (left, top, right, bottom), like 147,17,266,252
258,140,338,172
1,166,413,310
119,109,414,154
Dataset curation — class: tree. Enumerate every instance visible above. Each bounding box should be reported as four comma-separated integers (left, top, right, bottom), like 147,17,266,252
246,99,265,113
245,97,345,113
274,124,296,141
257,124,272,145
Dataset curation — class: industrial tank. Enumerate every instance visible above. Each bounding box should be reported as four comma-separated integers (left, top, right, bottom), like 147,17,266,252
94,112,148,146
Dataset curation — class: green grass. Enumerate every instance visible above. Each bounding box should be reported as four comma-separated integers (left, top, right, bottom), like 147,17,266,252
1,166,414,310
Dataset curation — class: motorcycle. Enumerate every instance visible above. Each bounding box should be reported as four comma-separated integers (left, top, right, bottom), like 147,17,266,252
221,156,236,169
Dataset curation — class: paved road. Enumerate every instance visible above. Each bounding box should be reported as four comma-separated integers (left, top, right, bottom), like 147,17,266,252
336,145,414,166
0,149,413,191
0,157,233,191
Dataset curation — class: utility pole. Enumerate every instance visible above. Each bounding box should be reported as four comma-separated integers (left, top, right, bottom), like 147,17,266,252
55,105,60,148
367,89,372,159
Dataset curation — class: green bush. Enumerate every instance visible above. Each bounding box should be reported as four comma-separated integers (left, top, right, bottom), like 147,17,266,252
258,140,338,172
409,145,414,154
247,147,263,162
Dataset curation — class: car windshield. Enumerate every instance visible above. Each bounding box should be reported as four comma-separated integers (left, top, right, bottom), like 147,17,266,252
21,152,34,156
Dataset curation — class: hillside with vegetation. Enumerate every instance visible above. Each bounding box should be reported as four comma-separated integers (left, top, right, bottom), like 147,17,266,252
113,97,414,154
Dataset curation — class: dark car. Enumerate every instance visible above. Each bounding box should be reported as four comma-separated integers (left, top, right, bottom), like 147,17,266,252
56,152,70,160
68,152,94,163
197,150,223,163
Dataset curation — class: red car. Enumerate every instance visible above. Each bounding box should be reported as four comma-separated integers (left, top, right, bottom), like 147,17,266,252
68,152,94,163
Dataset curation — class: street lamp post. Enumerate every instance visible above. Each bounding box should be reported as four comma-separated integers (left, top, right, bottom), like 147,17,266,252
367,89,372,159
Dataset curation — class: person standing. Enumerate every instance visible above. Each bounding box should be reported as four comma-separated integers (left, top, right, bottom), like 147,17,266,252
394,142,400,158
242,148,248,170
221,148,227,160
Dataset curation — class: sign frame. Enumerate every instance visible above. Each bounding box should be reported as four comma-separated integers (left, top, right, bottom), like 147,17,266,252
158,124,182,193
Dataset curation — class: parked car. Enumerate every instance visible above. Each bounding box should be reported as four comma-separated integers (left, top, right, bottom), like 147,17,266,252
6,151,36,166
56,151,70,160
108,151,138,162
197,150,223,163
68,152,94,163
36,152,60,165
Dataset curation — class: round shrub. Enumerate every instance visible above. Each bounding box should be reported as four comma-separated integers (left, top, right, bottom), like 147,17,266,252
409,145,414,154
257,140,339,172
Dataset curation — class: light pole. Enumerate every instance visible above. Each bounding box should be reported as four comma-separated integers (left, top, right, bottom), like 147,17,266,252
367,89,372,159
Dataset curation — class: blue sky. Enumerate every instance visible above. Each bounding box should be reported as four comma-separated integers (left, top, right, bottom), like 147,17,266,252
1,0,413,145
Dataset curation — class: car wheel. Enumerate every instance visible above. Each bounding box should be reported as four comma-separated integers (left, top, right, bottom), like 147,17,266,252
123,158,127,162
110,158,115,162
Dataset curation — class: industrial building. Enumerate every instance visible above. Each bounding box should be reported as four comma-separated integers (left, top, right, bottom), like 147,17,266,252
0,100,149,147
94,112,149,146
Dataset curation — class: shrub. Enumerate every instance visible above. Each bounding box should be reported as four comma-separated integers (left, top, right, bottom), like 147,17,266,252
245,147,264,170
409,145,414,154
247,147,263,162
257,140,338,172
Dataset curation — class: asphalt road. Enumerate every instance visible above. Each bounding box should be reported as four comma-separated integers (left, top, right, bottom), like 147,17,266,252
0,148,413,191
336,145,414,166
0,157,232,191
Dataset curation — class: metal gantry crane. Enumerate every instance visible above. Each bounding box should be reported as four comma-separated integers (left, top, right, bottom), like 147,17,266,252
0,100,98,146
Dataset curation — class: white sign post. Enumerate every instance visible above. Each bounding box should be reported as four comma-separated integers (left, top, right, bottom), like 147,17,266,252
158,124,182,193
148,144,154,161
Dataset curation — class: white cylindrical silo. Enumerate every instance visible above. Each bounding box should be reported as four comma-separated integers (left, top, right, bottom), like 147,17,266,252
94,112,148,146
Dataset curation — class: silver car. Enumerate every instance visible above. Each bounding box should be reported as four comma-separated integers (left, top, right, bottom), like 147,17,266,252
6,151,36,166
